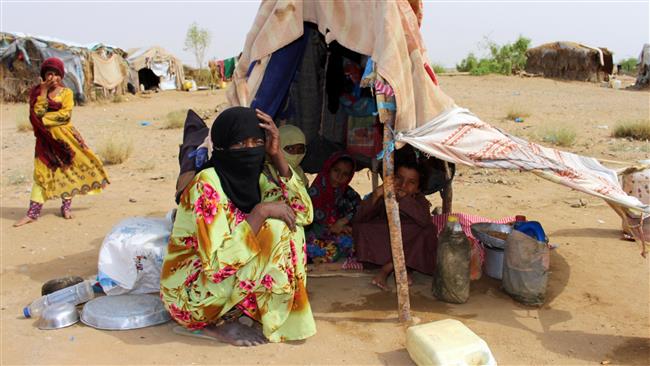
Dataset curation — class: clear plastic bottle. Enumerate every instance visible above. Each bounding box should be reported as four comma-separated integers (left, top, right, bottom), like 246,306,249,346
23,280,94,318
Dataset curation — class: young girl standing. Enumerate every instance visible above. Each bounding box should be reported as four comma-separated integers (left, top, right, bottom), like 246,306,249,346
14,57,109,227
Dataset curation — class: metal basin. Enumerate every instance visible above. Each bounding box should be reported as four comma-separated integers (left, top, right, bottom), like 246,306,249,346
470,223,513,249
37,302,79,330
80,294,171,330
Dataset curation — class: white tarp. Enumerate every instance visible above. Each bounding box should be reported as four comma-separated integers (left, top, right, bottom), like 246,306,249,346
397,108,649,215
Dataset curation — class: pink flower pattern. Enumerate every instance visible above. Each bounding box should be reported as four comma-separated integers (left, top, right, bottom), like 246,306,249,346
183,236,198,251
261,274,275,290
286,266,294,285
187,321,208,331
192,259,202,269
240,293,257,311
194,183,220,224
289,240,298,267
169,303,191,323
183,270,200,287
239,279,256,292
227,201,248,226
211,265,237,283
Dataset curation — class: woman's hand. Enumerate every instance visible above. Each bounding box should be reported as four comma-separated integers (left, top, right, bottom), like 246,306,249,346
371,184,384,204
40,75,56,94
249,201,296,232
256,108,291,178
256,109,280,157
329,217,352,235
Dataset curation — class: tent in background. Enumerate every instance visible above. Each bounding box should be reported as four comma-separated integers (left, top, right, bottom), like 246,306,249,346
0,32,129,103
127,46,184,91
633,43,650,88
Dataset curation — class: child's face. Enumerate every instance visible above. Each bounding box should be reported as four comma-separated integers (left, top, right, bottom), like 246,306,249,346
395,166,420,199
329,160,353,188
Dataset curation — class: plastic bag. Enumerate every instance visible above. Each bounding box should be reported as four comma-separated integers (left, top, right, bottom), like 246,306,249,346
502,230,550,306
97,213,173,295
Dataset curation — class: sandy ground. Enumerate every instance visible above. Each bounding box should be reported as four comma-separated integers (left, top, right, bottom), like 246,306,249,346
1,75,649,365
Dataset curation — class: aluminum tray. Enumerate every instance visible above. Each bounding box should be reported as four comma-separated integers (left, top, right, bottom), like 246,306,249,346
470,223,513,249
80,294,170,330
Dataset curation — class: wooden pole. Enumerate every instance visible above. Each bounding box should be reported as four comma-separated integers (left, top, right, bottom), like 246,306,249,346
376,80,411,323
371,158,380,190
442,161,453,214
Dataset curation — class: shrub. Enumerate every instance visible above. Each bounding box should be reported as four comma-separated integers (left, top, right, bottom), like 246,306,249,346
8,172,28,185
542,128,576,147
15,105,32,132
98,136,133,165
430,63,447,74
456,35,531,75
619,58,638,75
112,94,126,103
162,109,188,129
506,107,531,121
613,120,650,141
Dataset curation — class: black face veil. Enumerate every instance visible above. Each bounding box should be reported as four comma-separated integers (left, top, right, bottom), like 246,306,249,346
207,107,266,213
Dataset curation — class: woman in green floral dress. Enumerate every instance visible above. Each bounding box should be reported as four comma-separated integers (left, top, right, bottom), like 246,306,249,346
160,107,315,346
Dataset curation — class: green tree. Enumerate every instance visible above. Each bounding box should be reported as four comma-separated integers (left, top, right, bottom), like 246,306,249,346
619,58,638,74
184,22,211,70
456,35,530,75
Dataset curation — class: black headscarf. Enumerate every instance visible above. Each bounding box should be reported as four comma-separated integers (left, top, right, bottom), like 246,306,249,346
207,107,266,213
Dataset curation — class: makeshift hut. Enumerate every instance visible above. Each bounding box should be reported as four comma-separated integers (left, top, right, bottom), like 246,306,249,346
1,32,88,103
226,1,649,321
87,44,130,98
127,46,184,91
0,32,129,103
634,43,650,88
525,41,614,82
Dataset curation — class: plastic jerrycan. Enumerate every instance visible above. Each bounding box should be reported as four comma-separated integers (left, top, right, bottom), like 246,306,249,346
406,319,497,366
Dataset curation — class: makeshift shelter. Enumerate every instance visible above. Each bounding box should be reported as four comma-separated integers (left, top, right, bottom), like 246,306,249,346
88,45,130,98
634,43,650,88
226,1,649,321
127,46,184,91
0,32,129,103
525,41,614,82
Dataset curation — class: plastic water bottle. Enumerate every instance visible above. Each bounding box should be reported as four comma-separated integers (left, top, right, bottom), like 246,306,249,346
433,216,471,304
23,280,94,318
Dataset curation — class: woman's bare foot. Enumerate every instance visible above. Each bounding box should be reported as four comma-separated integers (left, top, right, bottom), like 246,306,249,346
202,321,268,347
371,271,391,291
62,210,73,220
13,216,36,227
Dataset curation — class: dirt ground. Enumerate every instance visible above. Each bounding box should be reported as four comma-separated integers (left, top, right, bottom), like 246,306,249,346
1,75,649,365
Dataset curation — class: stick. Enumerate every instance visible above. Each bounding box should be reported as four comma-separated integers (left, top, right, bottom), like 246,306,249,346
376,78,411,323
442,161,453,214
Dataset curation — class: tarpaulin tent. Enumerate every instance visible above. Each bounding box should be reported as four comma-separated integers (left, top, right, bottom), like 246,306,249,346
634,43,650,88
226,1,649,321
127,46,184,91
0,32,129,103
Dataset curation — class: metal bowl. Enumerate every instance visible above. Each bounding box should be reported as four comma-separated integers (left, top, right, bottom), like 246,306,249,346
37,302,79,330
470,223,513,249
80,294,171,330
